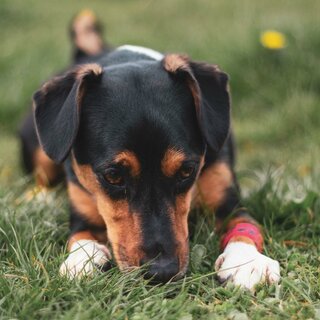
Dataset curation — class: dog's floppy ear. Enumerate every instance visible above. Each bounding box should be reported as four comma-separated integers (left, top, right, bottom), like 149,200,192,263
33,63,103,163
163,54,230,154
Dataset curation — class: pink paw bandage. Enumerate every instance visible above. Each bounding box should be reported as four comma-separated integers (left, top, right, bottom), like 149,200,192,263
221,222,264,252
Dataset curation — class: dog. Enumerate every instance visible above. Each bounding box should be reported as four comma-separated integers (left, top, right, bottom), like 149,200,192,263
19,11,280,289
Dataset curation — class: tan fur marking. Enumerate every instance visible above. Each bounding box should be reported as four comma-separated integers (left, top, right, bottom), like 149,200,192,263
74,64,103,114
187,78,201,113
67,182,105,226
167,157,204,273
171,190,193,272
96,197,143,268
163,54,189,73
38,63,101,99
36,64,102,117
72,157,143,269
114,151,141,177
75,63,103,81
194,162,233,209
67,231,98,251
163,54,201,113
227,235,255,246
72,158,99,193
33,147,62,187
161,149,186,177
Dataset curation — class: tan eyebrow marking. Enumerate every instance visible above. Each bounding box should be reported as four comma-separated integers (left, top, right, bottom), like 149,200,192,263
161,148,186,177
114,151,141,177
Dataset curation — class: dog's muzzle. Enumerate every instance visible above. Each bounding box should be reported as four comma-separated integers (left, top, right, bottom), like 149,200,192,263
141,256,180,283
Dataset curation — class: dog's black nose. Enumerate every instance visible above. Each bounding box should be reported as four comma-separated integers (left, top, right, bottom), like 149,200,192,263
141,257,179,283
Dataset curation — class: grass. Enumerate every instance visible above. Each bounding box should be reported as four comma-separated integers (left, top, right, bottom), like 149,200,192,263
0,0,319,319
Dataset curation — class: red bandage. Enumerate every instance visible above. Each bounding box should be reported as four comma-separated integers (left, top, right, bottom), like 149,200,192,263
221,223,264,252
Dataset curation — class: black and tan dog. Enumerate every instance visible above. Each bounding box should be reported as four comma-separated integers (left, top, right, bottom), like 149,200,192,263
19,11,280,289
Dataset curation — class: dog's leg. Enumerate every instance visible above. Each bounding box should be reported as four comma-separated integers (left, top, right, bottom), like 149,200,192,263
59,182,111,279
18,112,63,187
194,157,280,290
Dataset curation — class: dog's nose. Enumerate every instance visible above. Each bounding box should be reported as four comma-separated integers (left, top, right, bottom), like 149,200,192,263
141,257,179,283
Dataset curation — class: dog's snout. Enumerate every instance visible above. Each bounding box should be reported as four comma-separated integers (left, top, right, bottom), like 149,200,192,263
141,257,180,283
141,236,175,259
142,242,164,259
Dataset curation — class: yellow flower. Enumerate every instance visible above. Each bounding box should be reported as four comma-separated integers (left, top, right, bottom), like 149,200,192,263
260,30,287,50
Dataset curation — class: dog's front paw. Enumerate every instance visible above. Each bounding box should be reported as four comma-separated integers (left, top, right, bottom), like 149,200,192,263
60,240,111,279
215,242,280,291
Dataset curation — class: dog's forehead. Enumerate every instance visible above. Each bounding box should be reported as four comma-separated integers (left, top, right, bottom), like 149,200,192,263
100,61,182,97
76,61,204,165
83,61,195,124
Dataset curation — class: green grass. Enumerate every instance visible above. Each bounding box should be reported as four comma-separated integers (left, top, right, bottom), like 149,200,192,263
0,0,319,319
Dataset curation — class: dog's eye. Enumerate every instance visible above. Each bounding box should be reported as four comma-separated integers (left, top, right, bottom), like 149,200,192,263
178,165,195,180
104,169,124,186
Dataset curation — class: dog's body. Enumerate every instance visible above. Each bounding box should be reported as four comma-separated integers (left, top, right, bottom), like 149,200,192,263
19,12,280,289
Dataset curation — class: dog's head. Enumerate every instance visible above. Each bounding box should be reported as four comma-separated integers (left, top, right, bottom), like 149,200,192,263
33,54,230,281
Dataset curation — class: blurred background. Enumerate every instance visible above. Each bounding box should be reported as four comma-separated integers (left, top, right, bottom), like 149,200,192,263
0,0,319,187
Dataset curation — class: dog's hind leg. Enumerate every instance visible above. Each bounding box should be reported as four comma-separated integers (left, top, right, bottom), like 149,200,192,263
18,112,63,187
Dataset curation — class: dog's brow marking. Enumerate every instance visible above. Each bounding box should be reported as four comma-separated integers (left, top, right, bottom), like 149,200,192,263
116,45,164,60
161,149,186,177
114,151,141,177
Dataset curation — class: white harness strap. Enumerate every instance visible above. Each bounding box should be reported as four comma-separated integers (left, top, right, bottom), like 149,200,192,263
116,45,164,61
